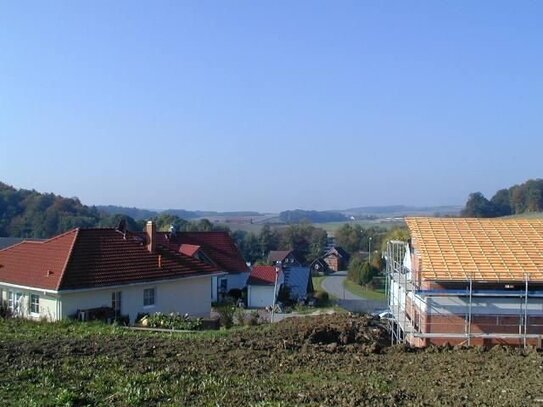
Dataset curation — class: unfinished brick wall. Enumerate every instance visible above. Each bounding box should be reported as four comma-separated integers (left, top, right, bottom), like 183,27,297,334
406,313,543,347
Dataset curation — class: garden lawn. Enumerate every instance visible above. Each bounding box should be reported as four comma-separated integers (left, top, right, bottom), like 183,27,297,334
343,279,386,301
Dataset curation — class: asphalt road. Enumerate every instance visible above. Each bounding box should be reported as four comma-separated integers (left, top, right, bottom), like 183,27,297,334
321,271,362,300
321,271,387,313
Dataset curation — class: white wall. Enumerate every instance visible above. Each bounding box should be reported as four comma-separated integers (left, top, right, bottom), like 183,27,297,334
247,271,284,308
247,285,275,308
388,279,406,311
211,271,250,302
0,284,59,320
61,276,213,323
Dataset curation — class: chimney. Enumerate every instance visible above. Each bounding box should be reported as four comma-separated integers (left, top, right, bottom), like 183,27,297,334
145,221,156,253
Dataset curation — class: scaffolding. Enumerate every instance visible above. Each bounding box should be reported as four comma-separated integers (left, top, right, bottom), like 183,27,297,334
385,240,543,348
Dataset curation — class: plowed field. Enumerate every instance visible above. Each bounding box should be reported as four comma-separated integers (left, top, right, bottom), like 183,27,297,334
1,315,542,406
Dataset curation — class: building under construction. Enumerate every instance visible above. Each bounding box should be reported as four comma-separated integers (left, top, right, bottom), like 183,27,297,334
386,217,543,348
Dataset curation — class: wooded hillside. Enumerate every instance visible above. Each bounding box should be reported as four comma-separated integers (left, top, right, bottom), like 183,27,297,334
0,182,102,238
462,179,543,217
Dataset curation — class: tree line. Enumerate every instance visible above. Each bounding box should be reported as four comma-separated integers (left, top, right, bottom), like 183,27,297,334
461,178,543,217
0,181,413,270
0,182,227,238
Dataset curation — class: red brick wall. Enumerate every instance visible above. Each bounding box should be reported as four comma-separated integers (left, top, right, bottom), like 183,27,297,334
406,311,543,347
324,256,340,272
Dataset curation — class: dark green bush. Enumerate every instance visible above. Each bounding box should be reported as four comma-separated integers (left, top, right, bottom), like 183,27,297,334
215,305,236,328
313,291,329,306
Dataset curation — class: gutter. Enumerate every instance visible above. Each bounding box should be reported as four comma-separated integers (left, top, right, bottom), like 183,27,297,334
0,282,58,295
1,271,226,295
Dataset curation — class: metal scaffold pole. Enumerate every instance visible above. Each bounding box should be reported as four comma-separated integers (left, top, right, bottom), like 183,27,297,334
467,278,473,346
524,274,529,349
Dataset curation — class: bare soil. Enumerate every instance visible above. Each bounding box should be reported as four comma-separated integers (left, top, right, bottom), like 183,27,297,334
1,314,543,406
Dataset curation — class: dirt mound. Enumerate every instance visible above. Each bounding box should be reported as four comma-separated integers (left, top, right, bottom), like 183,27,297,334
232,313,390,353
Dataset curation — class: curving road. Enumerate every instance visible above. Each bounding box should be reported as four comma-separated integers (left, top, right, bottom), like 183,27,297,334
321,271,362,300
321,271,386,313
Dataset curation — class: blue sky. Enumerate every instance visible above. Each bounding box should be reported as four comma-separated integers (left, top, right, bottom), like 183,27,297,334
1,1,542,212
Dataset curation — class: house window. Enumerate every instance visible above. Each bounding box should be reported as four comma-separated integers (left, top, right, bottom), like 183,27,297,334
30,294,40,315
112,291,122,317
8,291,22,313
143,288,155,307
219,278,227,293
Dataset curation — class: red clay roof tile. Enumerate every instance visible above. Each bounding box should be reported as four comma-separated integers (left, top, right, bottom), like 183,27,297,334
247,265,279,286
155,232,249,273
0,228,220,291
179,244,201,257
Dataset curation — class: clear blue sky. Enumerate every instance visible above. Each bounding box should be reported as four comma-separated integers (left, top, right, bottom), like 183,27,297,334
1,1,542,212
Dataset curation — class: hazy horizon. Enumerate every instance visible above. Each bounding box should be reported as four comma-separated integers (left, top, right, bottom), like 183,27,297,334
2,2,542,212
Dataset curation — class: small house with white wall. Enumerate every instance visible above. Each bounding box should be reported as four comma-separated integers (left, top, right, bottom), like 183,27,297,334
0,221,223,323
246,265,283,308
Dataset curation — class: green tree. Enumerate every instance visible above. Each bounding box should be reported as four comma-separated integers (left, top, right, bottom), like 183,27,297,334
461,192,497,217
258,224,280,258
235,232,261,264
380,227,410,251
99,214,143,231
335,224,365,253
277,222,327,264
490,189,512,216
347,255,377,286
152,214,190,232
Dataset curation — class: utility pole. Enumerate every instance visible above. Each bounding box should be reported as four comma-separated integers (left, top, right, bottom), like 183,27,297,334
368,236,373,264
271,262,281,323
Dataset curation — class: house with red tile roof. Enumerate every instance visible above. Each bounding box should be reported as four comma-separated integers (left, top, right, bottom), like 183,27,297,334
0,221,224,322
246,265,284,308
152,231,250,302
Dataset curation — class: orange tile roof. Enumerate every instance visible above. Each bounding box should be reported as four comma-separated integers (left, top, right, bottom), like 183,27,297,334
0,228,220,291
179,244,201,257
405,217,543,282
0,230,77,290
248,265,279,286
155,232,249,273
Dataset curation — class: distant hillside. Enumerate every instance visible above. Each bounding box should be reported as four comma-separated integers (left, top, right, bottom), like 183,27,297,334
164,209,262,219
279,210,348,224
342,205,462,217
97,205,158,220
97,205,263,221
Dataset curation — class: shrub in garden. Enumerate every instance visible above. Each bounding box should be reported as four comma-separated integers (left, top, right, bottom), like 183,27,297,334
215,304,236,328
246,311,259,326
0,301,12,319
233,307,245,326
142,313,203,330
227,288,243,300
313,291,329,306
278,285,293,305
